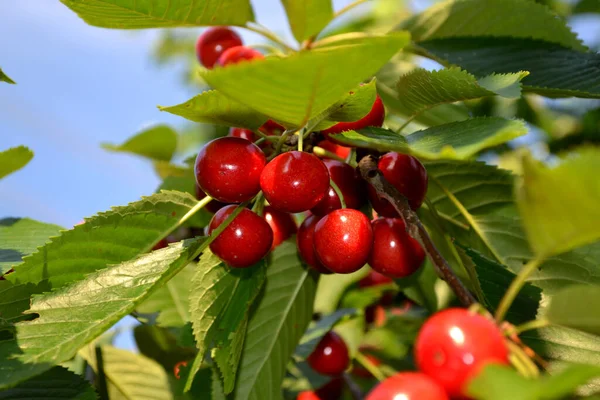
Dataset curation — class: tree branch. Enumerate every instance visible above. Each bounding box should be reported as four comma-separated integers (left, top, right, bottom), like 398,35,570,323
358,155,476,307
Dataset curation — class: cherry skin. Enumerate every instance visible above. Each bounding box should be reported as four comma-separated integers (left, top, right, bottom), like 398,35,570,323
260,151,330,213
323,94,385,141
263,206,297,250
297,214,331,274
216,45,264,67
228,127,256,142
359,270,394,288
316,139,351,160
259,119,285,136
314,209,373,274
297,378,343,400
366,372,449,400
195,137,265,203
310,160,366,216
368,153,428,214
307,332,350,376
195,185,228,214
415,308,509,398
196,27,243,69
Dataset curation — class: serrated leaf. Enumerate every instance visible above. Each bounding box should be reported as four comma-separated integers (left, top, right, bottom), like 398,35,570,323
281,0,333,42
0,68,16,84
546,285,600,336
0,366,96,400
313,267,369,314
0,281,50,324
0,146,33,180
59,0,255,29
200,32,410,126
295,309,356,359
313,79,378,130
159,90,269,130
102,124,177,162
516,148,600,257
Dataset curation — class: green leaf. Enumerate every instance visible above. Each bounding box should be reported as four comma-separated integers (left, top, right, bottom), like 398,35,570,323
59,0,255,29
0,68,16,84
0,146,33,180
0,281,50,324
516,148,600,257
230,241,318,400
159,90,269,130
546,285,600,336
295,309,356,359
281,0,333,42
313,79,378,129
573,0,600,14
102,125,177,162
200,32,410,126
313,267,369,314
133,325,196,371
0,366,96,400
400,0,586,51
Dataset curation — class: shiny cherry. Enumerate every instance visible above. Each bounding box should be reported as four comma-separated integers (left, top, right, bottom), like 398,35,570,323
228,127,256,142
323,94,385,139
195,185,228,214
366,372,449,400
297,214,331,274
307,332,350,376
316,139,351,160
310,160,366,216
208,205,273,268
264,206,297,250
216,45,263,67
415,308,509,398
195,137,265,203
314,209,373,274
368,153,428,214
260,151,330,213
369,218,425,278
196,27,243,69
359,270,394,288
259,119,285,136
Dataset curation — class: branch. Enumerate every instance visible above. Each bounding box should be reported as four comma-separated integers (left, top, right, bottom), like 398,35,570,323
358,155,476,307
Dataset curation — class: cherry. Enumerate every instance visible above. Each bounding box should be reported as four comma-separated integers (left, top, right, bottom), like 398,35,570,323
310,160,366,216
297,214,331,274
195,185,228,214
415,308,509,398
366,372,449,400
313,209,373,274
216,45,263,67
260,151,330,213
368,153,428,214
316,139,351,160
307,332,350,376
323,94,385,139
264,206,297,250
259,120,285,136
196,27,243,69
208,205,273,268
228,127,256,142
195,137,265,203
359,270,394,288
297,378,343,400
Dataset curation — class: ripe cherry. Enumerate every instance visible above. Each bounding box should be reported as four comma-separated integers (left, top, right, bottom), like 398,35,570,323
216,45,263,67
368,153,428,214
264,206,297,250
310,160,366,216
316,139,351,160
359,270,394,288
260,151,330,213
415,308,509,398
195,185,228,214
314,209,373,274
366,372,449,400
195,137,265,203
307,332,350,376
208,205,273,268
259,120,285,136
196,27,242,69
297,214,331,274
228,127,256,142
369,218,425,278
323,94,385,139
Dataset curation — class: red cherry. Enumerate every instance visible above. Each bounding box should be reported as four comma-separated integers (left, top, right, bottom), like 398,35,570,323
415,308,509,398
216,45,264,66
264,206,297,250
323,94,385,140
259,120,285,136
297,378,343,400
196,27,243,69
208,205,273,268
310,160,366,216
260,151,330,213
173,361,188,380
368,153,428,214
195,137,265,203
307,332,350,376
366,372,449,400
369,218,425,278
228,127,257,142
314,209,373,274
297,214,331,274
316,139,351,160
359,270,394,288
195,185,228,214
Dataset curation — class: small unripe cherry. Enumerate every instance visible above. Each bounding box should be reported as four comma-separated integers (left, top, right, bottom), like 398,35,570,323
195,185,228,214
297,214,331,274
216,45,263,67
196,27,243,69
323,94,385,141
307,332,350,376
310,160,366,216
366,372,449,400
264,206,297,250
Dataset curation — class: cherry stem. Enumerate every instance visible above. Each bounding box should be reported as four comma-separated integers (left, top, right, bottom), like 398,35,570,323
495,257,545,322
304,0,370,49
357,155,476,307
330,179,346,208
312,146,345,162
298,128,305,152
244,22,296,52
270,129,295,159
251,192,265,216
396,114,417,134
513,318,550,335
342,373,364,400
355,352,387,382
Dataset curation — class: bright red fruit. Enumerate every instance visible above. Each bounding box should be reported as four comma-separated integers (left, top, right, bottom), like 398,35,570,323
359,270,394,288
208,205,273,268
310,160,366,216
228,127,256,142
195,185,228,214
322,94,385,139
415,308,509,398
216,45,263,66
264,206,297,250
195,137,265,203
307,332,350,376
369,218,425,278
260,151,330,213
366,372,449,400
316,140,351,160
368,153,428,214
173,361,188,380
297,214,331,274
259,120,285,135
196,27,243,69
314,209,373,274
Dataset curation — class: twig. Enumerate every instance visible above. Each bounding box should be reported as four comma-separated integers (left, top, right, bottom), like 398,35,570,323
244,22,296,52
342,373,364,400
357,155,476,307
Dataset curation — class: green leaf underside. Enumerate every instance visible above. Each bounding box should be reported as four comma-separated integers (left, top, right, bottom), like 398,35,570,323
200,32,410,126
0,366,96,400
313,267,369,314
295,308,356,359
59,0,255,29
281,0,333,42
0,68,16,84
0,146,33,180
102,124,177,162
547,285,600,336
159,90,269,130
